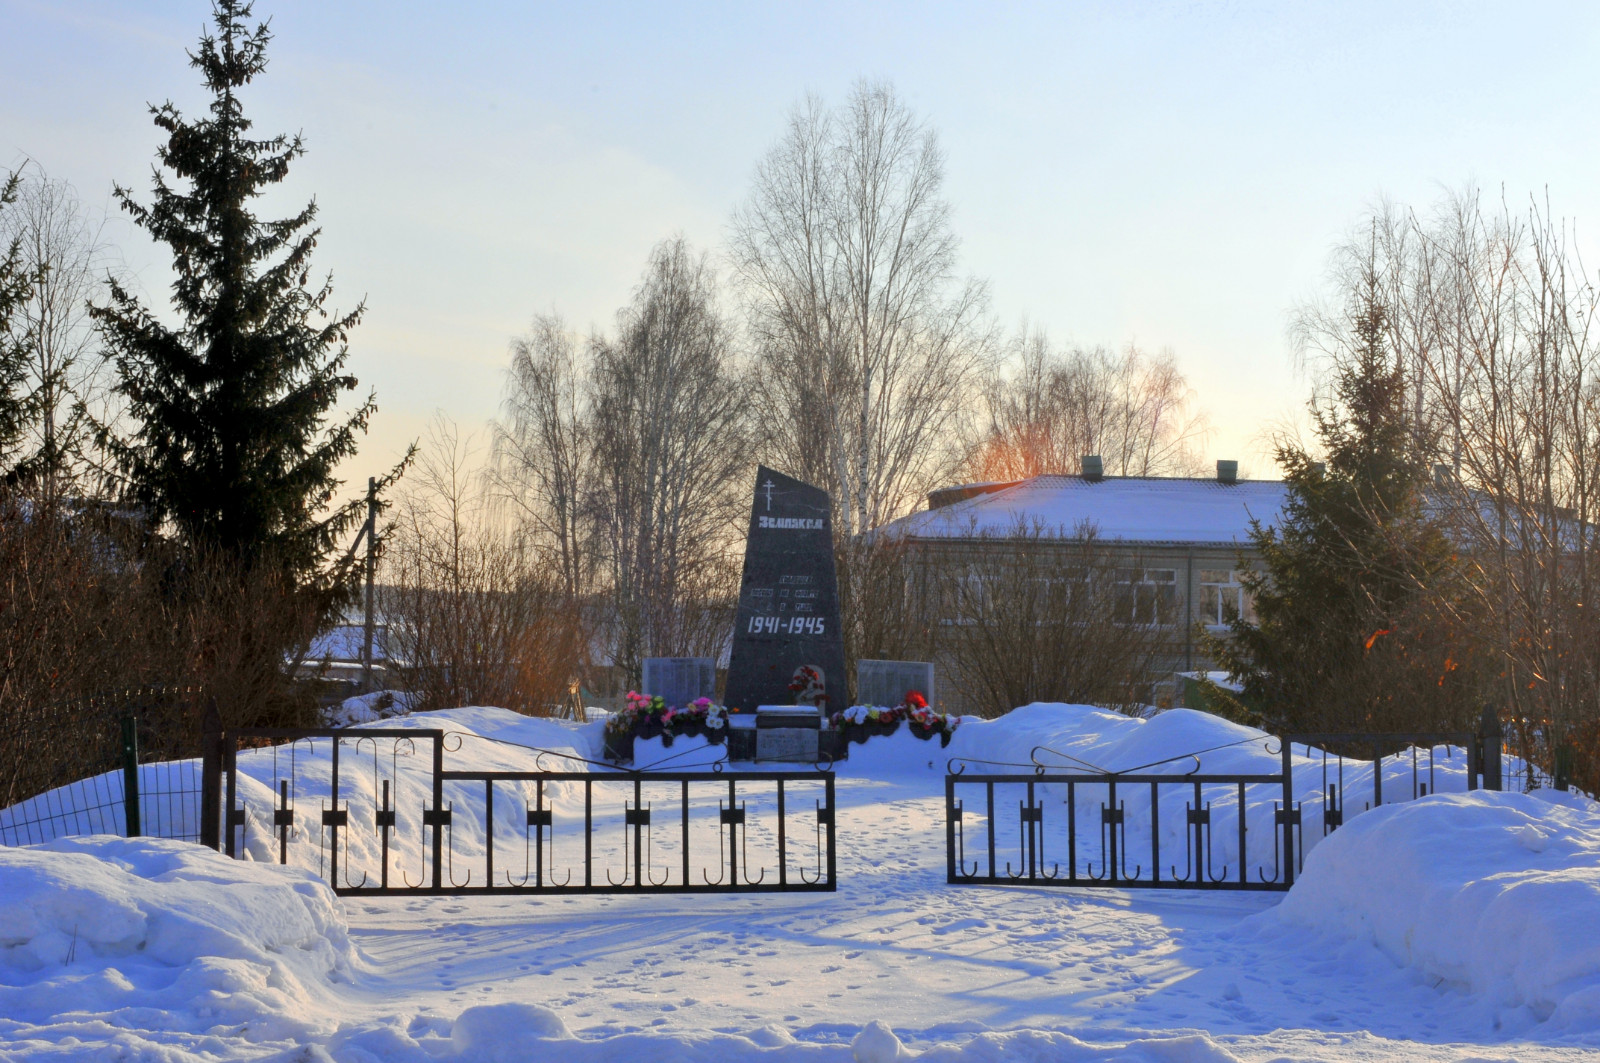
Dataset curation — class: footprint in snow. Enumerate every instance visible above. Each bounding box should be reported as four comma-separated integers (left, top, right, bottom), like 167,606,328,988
931,918,989,935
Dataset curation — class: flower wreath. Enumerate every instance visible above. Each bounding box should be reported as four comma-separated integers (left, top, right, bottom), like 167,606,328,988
604,692,730,761
829,690,958,747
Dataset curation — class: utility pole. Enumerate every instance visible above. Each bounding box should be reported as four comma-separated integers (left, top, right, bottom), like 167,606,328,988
361,477,378,693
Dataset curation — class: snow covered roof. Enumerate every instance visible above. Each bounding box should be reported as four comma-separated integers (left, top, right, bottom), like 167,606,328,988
306,623,390,663
880,474,1289,547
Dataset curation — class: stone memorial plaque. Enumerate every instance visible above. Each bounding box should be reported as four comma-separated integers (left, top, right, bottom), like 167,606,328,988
756,727,820,762
857,659,935,709
641,657,716,706
723,466,847,714
755,706,821,762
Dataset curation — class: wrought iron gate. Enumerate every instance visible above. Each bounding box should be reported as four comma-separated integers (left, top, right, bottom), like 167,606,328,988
945,729,1492,893
211,726,837,895
945,767,1299,891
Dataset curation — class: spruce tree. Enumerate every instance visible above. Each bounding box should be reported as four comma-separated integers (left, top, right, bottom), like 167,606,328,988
0,171,33,476
92,0,394,588
1204,286,1470,731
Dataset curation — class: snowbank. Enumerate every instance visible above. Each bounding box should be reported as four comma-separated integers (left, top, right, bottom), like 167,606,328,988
4,705,1598,1058
327,688,417,726
869,701,1476,791
220,706,609,879
0,833,1265,1061
1264,788,1600,1030
832,703,1268,780
344,1013,1250,1063
0,836,358,1044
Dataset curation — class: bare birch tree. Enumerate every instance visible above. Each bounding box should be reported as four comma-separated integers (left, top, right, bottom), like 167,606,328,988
730,81,993,534
388,416,586,714
731,82,994,690
589,237,748,683
0,165,114,497
492,313,595,602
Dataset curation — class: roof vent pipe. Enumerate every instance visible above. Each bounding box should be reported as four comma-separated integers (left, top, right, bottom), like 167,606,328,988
1216,460,1239,484
1080,455,1104,481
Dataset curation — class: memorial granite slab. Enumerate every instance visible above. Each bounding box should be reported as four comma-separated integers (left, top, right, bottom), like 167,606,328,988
722,466,847,714
641,657,716,706
857,659,935,709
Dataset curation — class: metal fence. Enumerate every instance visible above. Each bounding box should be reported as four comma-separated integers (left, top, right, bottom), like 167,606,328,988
210,724,838,896
1282,731,1477,837
947,769,1298,891
945,728,1498,893
0,686,203,814
0,715,205,846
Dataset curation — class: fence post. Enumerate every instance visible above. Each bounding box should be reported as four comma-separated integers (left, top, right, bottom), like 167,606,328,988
1280,737,1295,888
200,700,223,851
1478,704,1503,792
1370,737,1384,807
120,716,141,838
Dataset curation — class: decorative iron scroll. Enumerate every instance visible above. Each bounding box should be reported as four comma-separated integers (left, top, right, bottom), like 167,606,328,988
944,770,1300,892
944,730,1487,893
218,727,836,895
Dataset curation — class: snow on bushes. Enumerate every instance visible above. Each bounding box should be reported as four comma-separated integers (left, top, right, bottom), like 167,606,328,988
327,688,416,726
1262,788,1600,1030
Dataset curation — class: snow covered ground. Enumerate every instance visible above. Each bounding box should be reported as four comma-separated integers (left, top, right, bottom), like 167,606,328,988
2,704,1598,1062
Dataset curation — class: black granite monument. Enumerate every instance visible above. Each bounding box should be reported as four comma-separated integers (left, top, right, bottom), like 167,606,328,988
723,466,848,714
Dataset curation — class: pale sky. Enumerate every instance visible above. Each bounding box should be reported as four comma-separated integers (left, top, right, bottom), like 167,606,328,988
5,0,1599,494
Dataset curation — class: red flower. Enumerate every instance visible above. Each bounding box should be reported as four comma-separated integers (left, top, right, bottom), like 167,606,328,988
788,665,821,693
904,690,927,710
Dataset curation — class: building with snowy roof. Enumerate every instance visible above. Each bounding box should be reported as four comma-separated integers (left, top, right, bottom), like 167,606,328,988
298,622,393,690
875,459,1289,696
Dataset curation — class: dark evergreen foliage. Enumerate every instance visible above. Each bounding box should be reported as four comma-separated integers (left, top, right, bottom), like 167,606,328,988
1204,284,1476,731
91,0,398,587
0,171,35,476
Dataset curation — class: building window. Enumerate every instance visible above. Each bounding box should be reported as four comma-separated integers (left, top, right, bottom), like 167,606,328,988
1114,568,1176,626
1198,568,1256,627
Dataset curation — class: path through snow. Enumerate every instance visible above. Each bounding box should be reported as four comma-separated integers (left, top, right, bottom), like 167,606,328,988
335,775,1593,1060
